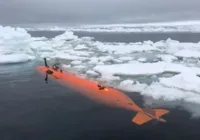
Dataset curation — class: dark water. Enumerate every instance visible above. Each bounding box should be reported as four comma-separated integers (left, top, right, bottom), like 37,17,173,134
75,32,200,43
29,31,200,42
1,31,200,140
29,31,65,39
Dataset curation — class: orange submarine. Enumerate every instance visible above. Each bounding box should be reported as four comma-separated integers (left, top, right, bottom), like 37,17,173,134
35,58,169,125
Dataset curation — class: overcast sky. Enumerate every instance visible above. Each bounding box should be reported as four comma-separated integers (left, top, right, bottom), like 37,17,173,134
0,0,200,25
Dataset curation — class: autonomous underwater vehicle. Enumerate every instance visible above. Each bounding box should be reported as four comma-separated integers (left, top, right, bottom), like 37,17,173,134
35,58,169,125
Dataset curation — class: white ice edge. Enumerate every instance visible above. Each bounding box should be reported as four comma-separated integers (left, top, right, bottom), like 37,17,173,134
25,20,200,32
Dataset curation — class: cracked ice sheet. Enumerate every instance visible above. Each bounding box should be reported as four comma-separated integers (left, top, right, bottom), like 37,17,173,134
94,60,200,112
0,54,35,64
116,72,200,118
3,25,200,66
74,44,88,50
94,42,159,55
66,21,200,33
159,73,200,94
174,50,200,59
141,83,200,104
118,76,200,105
156,54,178,62
93,61,200,77
68,50,94,57
52,53,88,61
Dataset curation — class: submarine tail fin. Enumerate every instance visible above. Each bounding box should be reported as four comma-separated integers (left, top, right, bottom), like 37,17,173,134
132,112,152,125
132,108,169,125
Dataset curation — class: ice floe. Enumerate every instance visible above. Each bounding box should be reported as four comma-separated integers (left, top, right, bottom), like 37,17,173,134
86,70,99,77
137,58,147,62
53,31,78,41
94,42,159,55
93,61,200,77
156,54,178,62
174,50,200,59
25,20,200,33
71,60,82,65
0,54,34,64
70,20,200,33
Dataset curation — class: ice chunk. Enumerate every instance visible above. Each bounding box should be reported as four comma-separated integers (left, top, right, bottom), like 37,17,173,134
165,63,200,74
98,74,121,81
53,31,78,41
71,60,82,65
140,82,200,104
120,80,134,86
116,72,200,105
118,80,147,93
0,54,34,64
74,44,88,50
0,26,31,40
0,26,43,64
157,54,178,62
98,56,114,62
68,50,92,57
116,78,200,104
95,43,159,55
174,50,200,58
88,57,99,64
88,56,115,64
137,58,147,62
53,53,88,61
94,61,200,77
73,65,86,69
97,62,105,65
93,61,166,76
81,37,94,41
86,70,99,76
68,20,200,32
61,64,71,69
119,57,133,61
159,73,200,93
26,26,66,31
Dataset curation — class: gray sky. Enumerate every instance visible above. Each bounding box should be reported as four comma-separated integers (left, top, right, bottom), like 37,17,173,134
0,0,200,25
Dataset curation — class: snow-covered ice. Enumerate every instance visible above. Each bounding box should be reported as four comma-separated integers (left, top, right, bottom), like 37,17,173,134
174,50,200,58
86,70,99,76
157,54,178,62
26,20,200,33
137,58,147,62
64,20,200,33
93,61,200,77
159,73,200,94
52,31,78,41
94,42,159,55
0,54,34,64
74,44,88,50
71,60,82,65
119,57,133,61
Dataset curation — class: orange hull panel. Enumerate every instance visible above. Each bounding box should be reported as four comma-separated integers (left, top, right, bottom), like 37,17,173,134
36,66,142,112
